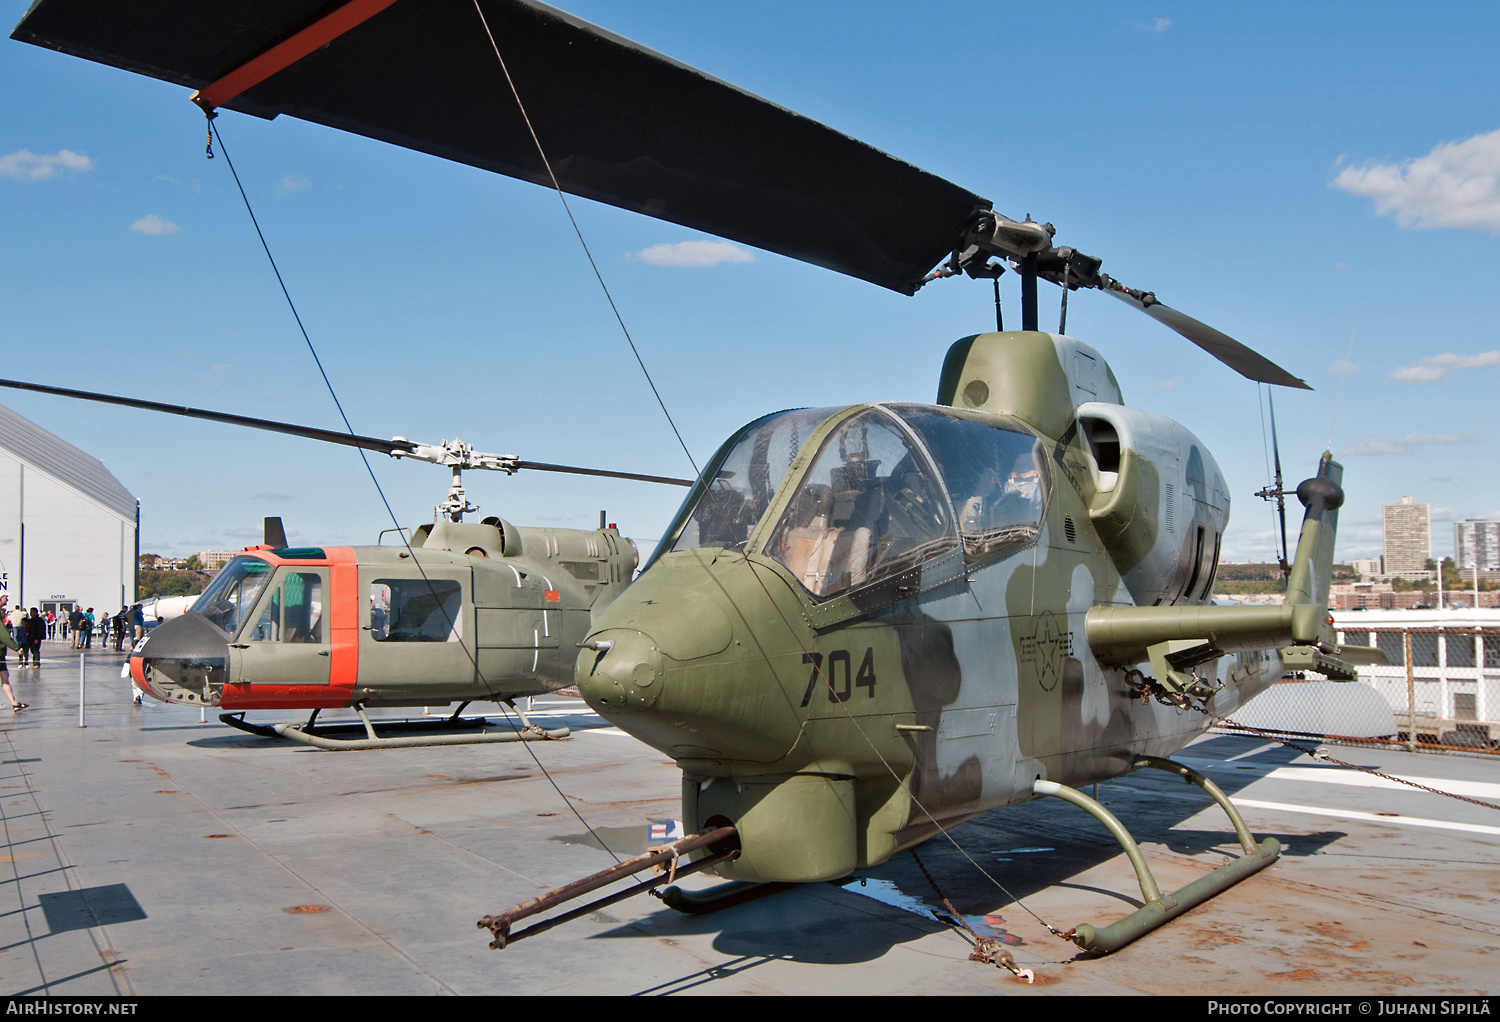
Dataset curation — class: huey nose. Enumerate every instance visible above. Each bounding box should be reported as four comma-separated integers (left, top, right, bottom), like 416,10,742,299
132,613,229,706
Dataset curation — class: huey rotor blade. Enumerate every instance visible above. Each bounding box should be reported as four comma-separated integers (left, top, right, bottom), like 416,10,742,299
1101,285,1310,390
0,378,693,487
508,461,692,487
0,377,416,455
11,0,988,294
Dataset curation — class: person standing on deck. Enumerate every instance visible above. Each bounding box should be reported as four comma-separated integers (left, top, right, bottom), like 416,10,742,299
26,608,42,666
0,597,28,711
13,611,30,667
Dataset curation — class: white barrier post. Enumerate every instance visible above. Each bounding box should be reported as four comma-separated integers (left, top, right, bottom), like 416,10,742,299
77,653,86,729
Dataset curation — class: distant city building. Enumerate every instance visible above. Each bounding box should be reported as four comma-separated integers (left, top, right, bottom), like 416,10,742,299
195,550,237,570
1331,581,1396,610
1383,497,1431,575
1327,582,1470,610
1349,557,1383,579
1455,520,1500,572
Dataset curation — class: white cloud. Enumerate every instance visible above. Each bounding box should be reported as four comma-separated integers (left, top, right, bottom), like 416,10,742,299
1128,17,1171,32
1327,359,1361,375
277,174,311,196
629,240,754,268
1341,430,1481,456
1390,350,1500,383
1332,128,1500,233
192,362,233,384
130,214,181,236
1147,378,1178,390
0,148,94,182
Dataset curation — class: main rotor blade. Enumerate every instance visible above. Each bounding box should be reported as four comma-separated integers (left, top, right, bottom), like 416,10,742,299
1101,287,1311,390
512,461,691,487
0,378,693,486
0,377,416,455
12,0,987,293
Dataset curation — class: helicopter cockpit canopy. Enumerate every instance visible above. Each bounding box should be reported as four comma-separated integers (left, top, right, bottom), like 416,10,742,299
889,405,1051,563
194,555,275,636
765,409,955,598
657,404,1050,603
666,407,841,556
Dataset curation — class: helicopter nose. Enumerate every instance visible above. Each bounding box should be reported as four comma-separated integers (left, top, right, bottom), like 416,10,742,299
576,568,805,764
576,629,666,710
133,613,229,707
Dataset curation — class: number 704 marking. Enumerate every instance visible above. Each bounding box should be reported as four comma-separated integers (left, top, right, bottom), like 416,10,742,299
801,648,876,706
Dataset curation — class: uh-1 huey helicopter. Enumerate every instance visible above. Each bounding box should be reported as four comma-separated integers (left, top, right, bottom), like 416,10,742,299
0,375,692,749
12,0,1388,956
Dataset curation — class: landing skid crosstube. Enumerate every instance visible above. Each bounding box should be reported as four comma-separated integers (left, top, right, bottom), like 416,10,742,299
219,699,569,750
1033,755,1281,955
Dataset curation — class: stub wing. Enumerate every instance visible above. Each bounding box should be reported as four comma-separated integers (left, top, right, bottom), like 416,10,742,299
1088,452,1356,691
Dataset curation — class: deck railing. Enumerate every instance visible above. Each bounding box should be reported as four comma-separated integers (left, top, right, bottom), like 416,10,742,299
1212,625,1499,754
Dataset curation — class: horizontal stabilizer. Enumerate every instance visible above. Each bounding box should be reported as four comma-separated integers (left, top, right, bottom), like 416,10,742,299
1279,645,1358,682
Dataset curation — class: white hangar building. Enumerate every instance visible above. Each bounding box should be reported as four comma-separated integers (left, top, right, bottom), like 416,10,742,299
0,403,138,619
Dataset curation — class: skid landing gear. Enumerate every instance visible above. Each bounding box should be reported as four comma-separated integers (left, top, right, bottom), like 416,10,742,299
1033,755,1280,955
220,699,569,750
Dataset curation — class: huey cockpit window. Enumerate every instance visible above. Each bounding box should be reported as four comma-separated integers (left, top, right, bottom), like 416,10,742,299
891,406,1050,562
765,409,956,599
195,556,275,636
244,572,324,643
662,407,838,558
370,579,463,642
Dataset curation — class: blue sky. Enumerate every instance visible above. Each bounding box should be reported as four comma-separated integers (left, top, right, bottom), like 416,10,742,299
4,1,1499,567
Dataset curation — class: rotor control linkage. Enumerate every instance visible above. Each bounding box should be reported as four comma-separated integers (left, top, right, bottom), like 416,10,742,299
946,212,1310,389
1033,757,1280,956
477,826,740,950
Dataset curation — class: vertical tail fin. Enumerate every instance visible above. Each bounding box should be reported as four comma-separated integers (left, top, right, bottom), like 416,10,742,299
1284,452,1343,643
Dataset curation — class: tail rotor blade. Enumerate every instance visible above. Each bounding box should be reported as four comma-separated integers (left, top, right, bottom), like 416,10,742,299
1268,392,1290,578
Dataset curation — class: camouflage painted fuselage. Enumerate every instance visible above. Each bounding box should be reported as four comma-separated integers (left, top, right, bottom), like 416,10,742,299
576,332,1283,883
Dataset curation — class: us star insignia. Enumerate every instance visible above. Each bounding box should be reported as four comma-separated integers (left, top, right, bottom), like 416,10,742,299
1019,612,1072,692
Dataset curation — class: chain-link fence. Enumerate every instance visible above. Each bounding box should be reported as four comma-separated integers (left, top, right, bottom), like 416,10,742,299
1214,626,1500,754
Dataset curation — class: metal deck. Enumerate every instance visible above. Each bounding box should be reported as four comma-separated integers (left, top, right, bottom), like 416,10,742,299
2,650,1497,995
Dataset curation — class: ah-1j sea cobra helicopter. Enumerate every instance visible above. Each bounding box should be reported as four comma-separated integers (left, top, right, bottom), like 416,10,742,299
12,0,1387,956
